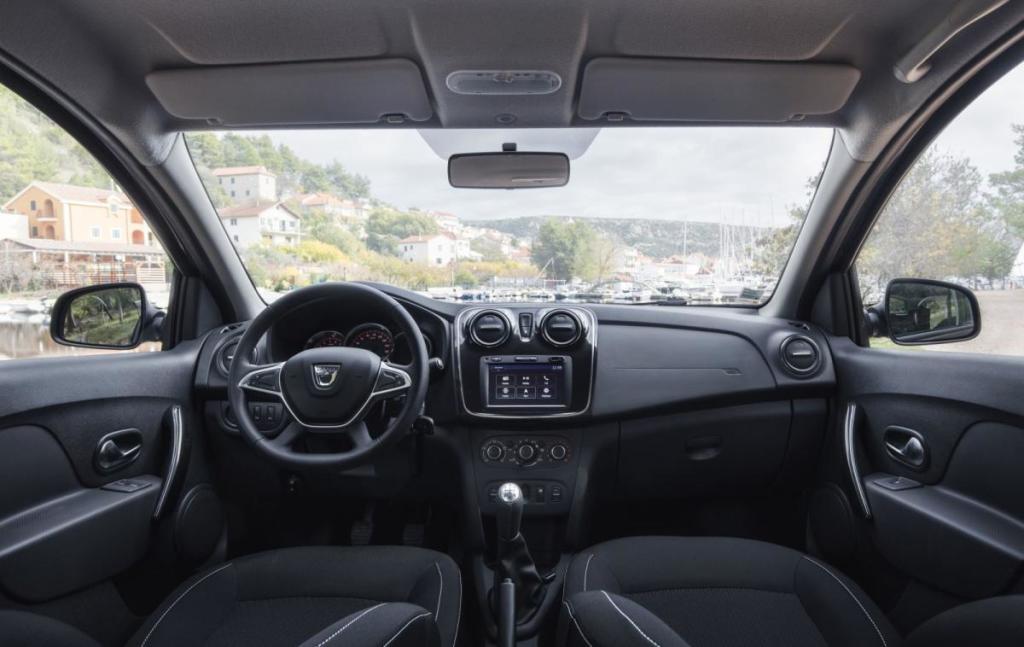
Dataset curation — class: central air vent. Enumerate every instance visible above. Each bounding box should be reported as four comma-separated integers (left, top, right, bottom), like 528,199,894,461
468,310,511,348
541,310,583,348
779,335,822,377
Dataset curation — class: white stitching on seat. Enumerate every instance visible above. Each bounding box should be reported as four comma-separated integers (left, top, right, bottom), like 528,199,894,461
563,601,595,647
582,553,595,592
601,591,662,647
140,563,232,647
382,612,431,647
434,561,444,619
802,557,888,647
315,603,385,647
452,566,462,647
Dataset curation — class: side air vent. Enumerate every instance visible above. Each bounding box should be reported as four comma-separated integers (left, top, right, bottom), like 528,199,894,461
540,309,583,348
468,310,511,348
779,335,822,377
216,339,240,377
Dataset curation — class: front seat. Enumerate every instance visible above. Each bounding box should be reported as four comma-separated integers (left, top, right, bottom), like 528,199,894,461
1,545,461,647
561,536,897,647
561,536,1024,647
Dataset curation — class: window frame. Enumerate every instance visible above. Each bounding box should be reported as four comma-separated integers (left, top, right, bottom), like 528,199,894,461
822,32,1024,346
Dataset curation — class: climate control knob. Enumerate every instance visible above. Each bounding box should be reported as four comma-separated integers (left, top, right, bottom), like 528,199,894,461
483,442,505,462
549,443,568,461
517,443,537,463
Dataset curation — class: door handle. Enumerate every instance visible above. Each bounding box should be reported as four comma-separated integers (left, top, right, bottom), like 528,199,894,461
883,426,928,470
95,429,143,473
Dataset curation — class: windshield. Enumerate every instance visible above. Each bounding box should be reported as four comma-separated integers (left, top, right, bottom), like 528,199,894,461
186,127,832,305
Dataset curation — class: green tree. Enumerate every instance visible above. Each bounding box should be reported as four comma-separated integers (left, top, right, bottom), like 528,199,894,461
531,218,598,281
858,148,1016,296
990,123,1024,240
365,207,438,255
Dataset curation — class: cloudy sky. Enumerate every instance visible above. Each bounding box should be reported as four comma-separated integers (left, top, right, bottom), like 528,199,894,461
261,63,1024,228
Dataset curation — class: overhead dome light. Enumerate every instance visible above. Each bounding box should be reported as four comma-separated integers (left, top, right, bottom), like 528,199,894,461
446,70,562,96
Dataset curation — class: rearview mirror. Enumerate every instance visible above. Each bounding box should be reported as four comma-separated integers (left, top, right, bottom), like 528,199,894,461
883,278,980,345
448,152,569,189
50,283,157,349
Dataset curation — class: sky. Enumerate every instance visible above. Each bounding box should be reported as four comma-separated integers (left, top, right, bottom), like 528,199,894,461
258,63,1024,229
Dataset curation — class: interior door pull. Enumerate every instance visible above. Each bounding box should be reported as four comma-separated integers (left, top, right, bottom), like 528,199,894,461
94,429,143,473
884,426,928,470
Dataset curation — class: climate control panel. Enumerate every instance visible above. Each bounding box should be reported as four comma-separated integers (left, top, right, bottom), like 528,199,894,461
480,436,571,467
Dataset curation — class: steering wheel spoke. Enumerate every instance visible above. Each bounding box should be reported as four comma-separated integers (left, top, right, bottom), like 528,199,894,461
238,362,284,399
373,362,413,400
345,421,374,449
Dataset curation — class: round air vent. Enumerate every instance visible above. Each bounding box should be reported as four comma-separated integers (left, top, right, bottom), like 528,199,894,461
540,309,583,348
779,335,821,377
216,339,240,376
468,310,511,348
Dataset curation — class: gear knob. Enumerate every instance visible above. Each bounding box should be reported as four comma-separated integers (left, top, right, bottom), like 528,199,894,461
496,482,524,541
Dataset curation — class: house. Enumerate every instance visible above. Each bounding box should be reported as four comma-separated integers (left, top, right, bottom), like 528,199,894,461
213,166,277,202
0,210,28,240
2,181,154,246
218,201,301,247
296,193,368,222
429,211,460,234
0,237,167,288
398,233,457,266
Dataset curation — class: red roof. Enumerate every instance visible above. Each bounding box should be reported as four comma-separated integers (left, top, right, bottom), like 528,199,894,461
15,181,130,206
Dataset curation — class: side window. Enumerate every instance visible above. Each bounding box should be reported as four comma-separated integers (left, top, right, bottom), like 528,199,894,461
0,85,171,359
856,62,1024,357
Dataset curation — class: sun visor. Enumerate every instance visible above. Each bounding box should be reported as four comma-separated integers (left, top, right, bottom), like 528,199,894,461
578,58,860,123
146,59,432,126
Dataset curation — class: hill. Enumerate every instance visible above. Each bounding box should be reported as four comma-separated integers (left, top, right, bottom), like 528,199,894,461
467,216,772,260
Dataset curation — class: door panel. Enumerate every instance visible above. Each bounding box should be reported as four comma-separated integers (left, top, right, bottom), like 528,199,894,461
830,337,1024,601
0,340,201,603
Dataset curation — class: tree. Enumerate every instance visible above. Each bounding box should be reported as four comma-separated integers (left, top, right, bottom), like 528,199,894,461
531,219,598,281
990,123,1024,240
365,207,438,255
858,147,1016,295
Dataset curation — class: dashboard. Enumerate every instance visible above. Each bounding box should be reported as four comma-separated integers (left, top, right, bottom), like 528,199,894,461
194,284,837,427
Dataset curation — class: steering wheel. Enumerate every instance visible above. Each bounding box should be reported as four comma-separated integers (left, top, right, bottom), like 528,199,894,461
227,282,429,469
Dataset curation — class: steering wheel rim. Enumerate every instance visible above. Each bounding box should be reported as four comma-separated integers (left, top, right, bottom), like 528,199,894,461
227,282,429,469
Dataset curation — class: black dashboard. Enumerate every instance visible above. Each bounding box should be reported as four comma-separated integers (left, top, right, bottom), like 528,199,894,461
194,284,836,424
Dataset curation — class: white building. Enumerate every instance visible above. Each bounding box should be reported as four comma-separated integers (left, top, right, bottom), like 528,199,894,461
398,233,457,266
219,201,301,247
213,166,278,203
429,211,460,235
0,210,29,240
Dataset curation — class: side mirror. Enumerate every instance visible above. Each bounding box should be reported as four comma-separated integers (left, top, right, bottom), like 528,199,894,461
50,283,162,349
878,278,980,345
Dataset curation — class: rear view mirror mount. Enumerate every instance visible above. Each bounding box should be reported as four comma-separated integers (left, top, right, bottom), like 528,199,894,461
448,151,569,189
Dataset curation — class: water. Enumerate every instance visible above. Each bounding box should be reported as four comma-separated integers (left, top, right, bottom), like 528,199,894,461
0,318,159,360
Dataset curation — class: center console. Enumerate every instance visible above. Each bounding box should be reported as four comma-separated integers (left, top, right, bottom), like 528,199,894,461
454,306,595,419
455,306,596,641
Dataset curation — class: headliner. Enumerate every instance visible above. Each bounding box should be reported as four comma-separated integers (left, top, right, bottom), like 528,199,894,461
0,0,1022,164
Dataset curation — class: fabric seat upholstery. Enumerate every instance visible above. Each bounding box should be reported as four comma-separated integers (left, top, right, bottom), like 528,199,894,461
561,536,899,647
123,545,460,647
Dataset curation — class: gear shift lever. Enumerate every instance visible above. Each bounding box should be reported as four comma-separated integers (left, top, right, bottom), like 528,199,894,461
496,482,524,541
491,482,546,635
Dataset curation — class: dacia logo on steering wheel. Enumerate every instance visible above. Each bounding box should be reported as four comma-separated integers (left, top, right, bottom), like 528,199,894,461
312,364,341,389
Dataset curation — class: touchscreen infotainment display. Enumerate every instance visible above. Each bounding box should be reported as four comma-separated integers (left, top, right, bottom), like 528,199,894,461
486,360,568,406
